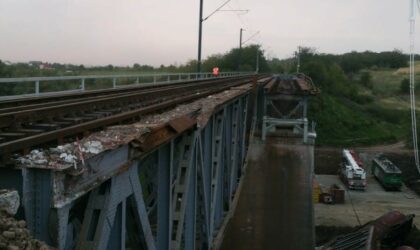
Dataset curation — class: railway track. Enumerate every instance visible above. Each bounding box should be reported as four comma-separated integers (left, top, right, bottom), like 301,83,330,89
0,75,268,163
0,75,246,111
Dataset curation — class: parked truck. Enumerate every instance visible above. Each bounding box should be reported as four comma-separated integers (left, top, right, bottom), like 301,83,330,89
339,149,367,190
372,156,402,190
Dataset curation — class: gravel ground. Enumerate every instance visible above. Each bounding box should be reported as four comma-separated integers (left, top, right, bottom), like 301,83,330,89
314,146,420,248
315,174,420,228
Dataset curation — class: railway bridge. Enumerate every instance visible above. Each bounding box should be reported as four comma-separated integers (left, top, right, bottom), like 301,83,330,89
0,72,319,249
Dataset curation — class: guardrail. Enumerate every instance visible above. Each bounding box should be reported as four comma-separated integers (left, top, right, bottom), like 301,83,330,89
0,72,251,99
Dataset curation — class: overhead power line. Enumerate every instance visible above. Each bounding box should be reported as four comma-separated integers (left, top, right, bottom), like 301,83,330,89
241,31,260,46
203,0,232,21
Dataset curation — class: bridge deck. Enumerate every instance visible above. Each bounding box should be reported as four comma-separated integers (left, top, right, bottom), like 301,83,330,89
221,137,315,250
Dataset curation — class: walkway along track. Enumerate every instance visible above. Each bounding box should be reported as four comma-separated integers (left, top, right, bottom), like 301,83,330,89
0,75,268,164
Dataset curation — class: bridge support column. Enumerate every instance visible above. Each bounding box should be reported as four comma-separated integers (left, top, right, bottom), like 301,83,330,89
22,168,53,245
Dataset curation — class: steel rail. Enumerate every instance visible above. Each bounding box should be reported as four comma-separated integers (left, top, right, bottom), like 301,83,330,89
0,76,251,123
0,76,246,114
0,75,251,109
0,76,262,161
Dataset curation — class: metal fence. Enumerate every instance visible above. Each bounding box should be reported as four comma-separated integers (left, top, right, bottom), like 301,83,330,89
0,72,251,99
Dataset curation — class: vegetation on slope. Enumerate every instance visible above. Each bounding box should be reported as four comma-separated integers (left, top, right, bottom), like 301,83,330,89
290,48,412,146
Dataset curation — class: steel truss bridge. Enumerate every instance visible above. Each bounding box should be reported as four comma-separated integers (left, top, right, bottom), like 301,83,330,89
0,73,318,249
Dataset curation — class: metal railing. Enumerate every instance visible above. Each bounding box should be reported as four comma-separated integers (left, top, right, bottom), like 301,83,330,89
0,72,251,99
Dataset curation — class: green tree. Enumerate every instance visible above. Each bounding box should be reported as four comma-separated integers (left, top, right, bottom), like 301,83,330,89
267,58,285,73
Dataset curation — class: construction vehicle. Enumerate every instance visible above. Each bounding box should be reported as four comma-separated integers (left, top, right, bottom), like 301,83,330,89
349,149,364,169
339,149,367,190
372,156,403,190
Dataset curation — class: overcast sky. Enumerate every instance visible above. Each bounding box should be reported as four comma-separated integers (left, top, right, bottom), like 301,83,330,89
0,0,417,66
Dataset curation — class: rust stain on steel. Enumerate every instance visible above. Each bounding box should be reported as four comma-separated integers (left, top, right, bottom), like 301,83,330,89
132,125,177,152
266,75,320,96
197,85,254,128
168,115,196,133
132,115,196,152
114,161,132,175
263,78,277,92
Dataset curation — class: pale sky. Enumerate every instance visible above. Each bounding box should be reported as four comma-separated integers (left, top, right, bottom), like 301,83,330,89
0,0,417,66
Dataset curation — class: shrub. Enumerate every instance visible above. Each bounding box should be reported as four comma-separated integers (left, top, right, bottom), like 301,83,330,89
360,71,373,89
401,78,410,94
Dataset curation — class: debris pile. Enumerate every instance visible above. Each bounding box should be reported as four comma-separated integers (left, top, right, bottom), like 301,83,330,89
0,190,51,249
318,211,415,250
17,144,79,169
16,85,252,170
0,211,51,250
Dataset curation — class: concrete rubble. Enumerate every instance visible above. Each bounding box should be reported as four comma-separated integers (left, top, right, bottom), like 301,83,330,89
0,190,19,216
16,85,252,171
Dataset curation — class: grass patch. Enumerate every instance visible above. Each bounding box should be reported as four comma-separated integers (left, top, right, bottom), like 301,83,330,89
369,69,405,96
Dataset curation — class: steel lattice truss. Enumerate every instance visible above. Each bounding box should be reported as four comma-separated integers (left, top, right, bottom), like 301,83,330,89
21,94,250,250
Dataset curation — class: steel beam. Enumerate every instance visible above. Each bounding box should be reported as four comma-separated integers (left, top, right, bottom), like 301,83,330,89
76,163,155,250
157,143,172,250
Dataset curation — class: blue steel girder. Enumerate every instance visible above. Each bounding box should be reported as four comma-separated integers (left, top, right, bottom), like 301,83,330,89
76,163,155,250
19,92,252,250
22,168,53,245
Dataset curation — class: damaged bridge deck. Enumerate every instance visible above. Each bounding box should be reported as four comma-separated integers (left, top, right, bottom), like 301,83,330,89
0,75,273,250
0,73,320,250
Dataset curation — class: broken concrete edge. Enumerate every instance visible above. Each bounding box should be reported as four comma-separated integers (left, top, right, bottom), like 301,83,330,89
0,190,20,216
39,85,253,208
15,84,254,173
